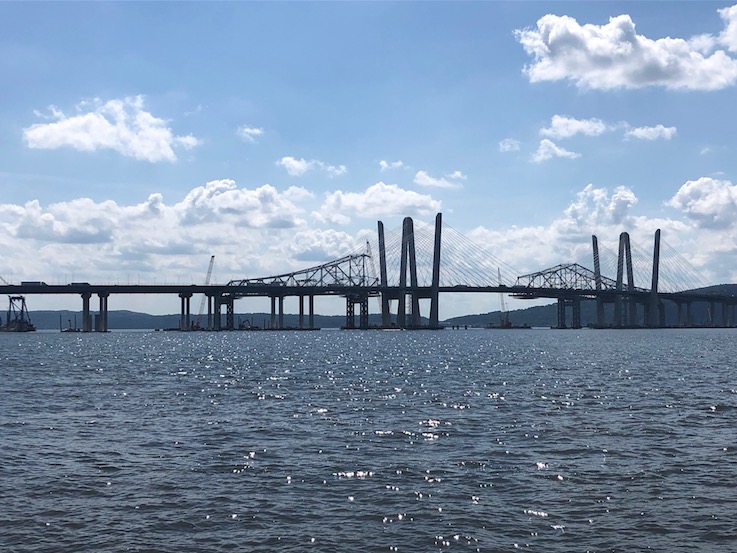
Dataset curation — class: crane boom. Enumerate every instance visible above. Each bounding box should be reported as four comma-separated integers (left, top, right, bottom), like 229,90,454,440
194,256,215,329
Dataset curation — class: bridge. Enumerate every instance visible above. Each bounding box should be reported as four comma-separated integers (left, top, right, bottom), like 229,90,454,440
1,213,735,331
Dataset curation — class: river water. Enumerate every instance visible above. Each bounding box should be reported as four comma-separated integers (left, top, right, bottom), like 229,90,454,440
1,329,736,552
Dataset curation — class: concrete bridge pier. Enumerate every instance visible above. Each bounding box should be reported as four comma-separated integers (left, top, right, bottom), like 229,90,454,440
556,298,581,329
309,295,315,329
179,292,192,330
96,292,109,332
345,294,369,329
81,292,92,332
225,296,235,330
206,294,214,330
212,294,234,330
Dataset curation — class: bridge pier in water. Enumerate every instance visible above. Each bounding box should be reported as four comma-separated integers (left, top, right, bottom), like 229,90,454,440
80,291,109,332
96,293,109,332
555,297,581,329
345,294,369,329
179,292,192,330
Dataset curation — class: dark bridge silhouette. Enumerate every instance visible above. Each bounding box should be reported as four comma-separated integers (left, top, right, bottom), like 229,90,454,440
1,213,735,331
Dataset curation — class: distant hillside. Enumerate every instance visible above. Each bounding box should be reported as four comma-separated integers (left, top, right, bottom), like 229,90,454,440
444,284,737,328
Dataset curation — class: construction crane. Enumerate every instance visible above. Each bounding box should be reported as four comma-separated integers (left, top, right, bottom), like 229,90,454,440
193,256,215,330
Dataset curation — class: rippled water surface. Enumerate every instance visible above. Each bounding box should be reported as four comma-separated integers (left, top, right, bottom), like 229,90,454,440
2,329,736,552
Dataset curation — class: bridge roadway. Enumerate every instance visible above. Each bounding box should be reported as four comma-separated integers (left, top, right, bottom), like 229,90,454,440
2,282,735,331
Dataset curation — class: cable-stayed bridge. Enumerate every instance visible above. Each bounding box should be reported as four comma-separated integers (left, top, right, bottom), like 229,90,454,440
1,213,733,331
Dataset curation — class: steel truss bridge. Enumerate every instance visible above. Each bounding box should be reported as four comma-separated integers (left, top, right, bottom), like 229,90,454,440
1,213,735,331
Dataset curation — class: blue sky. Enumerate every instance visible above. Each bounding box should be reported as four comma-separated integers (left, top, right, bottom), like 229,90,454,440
2,1,737,318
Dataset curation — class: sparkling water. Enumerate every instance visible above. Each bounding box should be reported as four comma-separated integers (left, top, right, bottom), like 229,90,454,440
1,329,736,552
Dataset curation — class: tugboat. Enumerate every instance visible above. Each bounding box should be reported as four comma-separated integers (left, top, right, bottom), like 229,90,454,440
0,295,36,332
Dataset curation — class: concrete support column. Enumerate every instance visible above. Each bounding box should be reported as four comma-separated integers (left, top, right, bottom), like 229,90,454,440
429,212,442,329
556,298,567,329
309,295,315,329
97,292,109,332
207,295,213,330
346,298,356,329
377,221,391,327
81,292,92,332
278,296,284,329
592,235,605,327
179,293,192,330
648,229,661,327
299,295,305,328
572,298,581,329
360,296,369,329
225,297,234,330
214,296,222,331
270,296,277,329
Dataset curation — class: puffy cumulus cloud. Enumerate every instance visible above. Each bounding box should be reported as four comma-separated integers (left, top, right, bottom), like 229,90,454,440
466,184,646,277
176,179,309,228
0,179,320,286
625,124,677,141
531,139,580,163
285,228,361,262
540,115,609,139
559,184,637,234
515,11,737,90
413,170,464,189
277,156,347,177
237,126,264,143
314,182,441,225
667,177,737,229
23,96,201,162
379,160,404,171
499,138,521,153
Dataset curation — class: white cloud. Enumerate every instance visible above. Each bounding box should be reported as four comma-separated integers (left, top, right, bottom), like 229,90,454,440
23,95,201,162
0,179,325,289
413,170,464,189
531,139,581,163
719,5,737,52
237,126,264,143
515,11,737,90
314,182,441,225
561,183,637,231
625,124,677,141
499,138,521,153
667,177,737,229
540,115,609,139
277,156,348,177
379,160,404,171
446,170,467,180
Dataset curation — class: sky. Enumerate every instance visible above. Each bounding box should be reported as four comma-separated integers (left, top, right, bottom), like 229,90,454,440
2,1,737,319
